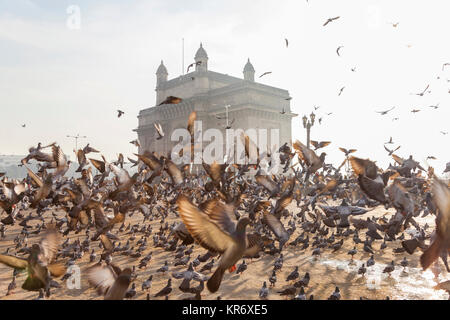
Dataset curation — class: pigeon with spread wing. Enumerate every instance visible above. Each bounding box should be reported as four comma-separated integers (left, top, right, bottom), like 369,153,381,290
176,195,252,293
0,226,66,295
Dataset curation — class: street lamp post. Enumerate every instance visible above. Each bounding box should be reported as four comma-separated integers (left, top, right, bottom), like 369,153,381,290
302,112,316,187
67,134,87,151
302,112,316,149
224,104,232,164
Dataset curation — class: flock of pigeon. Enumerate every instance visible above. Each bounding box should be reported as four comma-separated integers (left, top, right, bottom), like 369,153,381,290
3,9,450,301
0,108,449,300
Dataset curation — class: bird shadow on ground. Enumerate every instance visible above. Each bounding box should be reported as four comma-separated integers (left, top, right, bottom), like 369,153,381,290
340,271,358,298
62,286,90,298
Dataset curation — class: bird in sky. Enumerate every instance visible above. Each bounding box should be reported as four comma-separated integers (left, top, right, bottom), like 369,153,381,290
154,123,164,140
323,16,340,26
428,104,439,109
21,124,26,128
310,140,331,151
414,84,430,97
389,22,399,28
285,38,289,48
384,145,401,156
225,119,235,130
158,96,183,106
117,110,125,118
376,107,395,115
260,72,272,78
338,86,345,96
336,46,344,56
83,143,99,154
338,147,357,157
129,140,140,147
187,61,202,73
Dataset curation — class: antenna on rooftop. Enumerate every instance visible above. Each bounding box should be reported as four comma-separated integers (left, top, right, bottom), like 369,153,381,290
182,38,185,75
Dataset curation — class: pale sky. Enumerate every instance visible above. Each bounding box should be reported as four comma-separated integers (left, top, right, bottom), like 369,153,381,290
0,0,449,174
